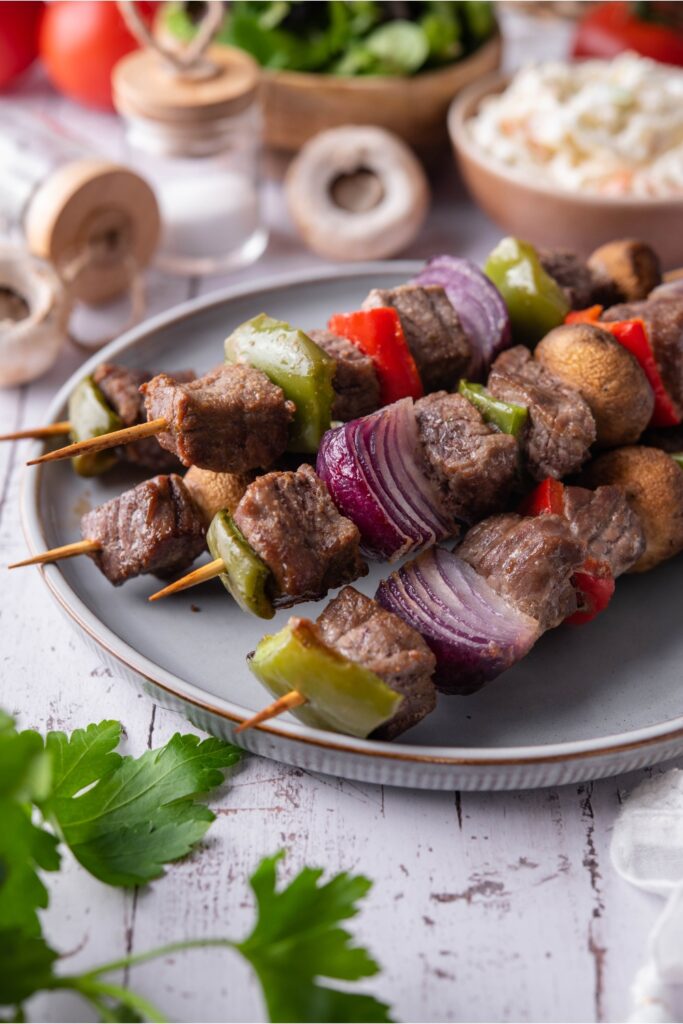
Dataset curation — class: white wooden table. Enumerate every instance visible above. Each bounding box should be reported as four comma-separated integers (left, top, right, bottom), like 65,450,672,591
1,12,675,1022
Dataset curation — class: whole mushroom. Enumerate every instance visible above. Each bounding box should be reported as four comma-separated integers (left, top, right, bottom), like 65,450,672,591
183,466,253,527
588,240,661,303
584,446,683,572
285,125,430,261
535,322,654,448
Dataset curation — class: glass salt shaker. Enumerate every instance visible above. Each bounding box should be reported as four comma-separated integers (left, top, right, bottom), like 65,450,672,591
113,44,267,276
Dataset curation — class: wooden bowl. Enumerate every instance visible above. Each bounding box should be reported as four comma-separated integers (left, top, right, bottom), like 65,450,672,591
260,33,502,154
448,72,683,269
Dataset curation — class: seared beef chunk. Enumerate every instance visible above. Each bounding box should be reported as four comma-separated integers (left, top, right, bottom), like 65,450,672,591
315,586,436,740
308,329,380,421
94,363,148,425
81,474,206,586
362,284,470,392
539,249,617,309
562,485,645,577
602,295,683,418
415,392,518,525
458,513,585,631
94,363,194,473
234,464,367,604
142,364,295,474
488,346,596,480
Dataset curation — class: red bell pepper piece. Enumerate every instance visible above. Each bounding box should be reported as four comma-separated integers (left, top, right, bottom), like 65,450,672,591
328,308,423,406
518,477,565,517
520,481,616,624
566,306,681,428
572,2,683,66
566,558,616,626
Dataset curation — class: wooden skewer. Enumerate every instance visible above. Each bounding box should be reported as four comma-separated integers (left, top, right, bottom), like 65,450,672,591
8,539,101,569
148,558,225,601
26,418,168,467
0,421,71,442
235,691,307,734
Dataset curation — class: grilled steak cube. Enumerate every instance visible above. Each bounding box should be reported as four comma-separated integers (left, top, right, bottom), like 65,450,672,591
316,586,436,740
488,346,596,480
94,363,194,473
562,484,645,577
362,284,470,392
308,329,380,421
142,364,295,474
458,513,586,631
81,474,206,586
539,248,617,309
415,391,518,525
602,295,683,418
233,463,367,605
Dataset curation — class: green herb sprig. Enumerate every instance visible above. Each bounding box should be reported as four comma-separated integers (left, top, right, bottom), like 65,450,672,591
0,713,391,1023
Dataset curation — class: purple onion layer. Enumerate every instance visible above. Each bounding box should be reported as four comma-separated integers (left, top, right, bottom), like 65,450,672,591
376,547,540,694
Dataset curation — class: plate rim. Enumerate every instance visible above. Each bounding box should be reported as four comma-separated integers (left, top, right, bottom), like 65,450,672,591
20,261,683,771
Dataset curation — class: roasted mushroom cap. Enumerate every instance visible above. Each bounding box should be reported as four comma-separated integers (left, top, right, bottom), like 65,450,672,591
183,466,253,528
588,240,661,303
535,322,654,448
584,446,683,572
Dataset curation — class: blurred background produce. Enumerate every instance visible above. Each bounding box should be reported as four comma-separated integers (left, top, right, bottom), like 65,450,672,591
162,1,496,75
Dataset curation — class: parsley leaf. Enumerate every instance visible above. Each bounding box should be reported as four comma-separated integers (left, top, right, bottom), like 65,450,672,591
237,852,393,1023
44,731,242,886
45,720,123,798
0,930,58,1007
0,717,59,937
0,803,60,937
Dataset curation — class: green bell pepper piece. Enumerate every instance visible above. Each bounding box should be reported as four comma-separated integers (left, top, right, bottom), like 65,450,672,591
207,510,274,619
484,237,570,345
248,618,402,738
458,379,528,437
224,313,335,453
67,376,123,477
670,453,683,471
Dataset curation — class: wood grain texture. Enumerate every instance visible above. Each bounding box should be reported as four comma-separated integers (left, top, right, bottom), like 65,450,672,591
1,11,676,1022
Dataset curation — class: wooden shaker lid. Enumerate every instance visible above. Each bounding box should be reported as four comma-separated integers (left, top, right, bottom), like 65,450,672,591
112,45,260,124
24,160,160,306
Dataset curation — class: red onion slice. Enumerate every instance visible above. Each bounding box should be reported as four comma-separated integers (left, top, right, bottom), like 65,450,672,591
316,399,451,561
377,548,540,694
414,256,511,380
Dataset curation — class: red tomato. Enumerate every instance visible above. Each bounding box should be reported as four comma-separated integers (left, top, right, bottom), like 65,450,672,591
0,2,43,89
573,2,683,66
39,1,158,111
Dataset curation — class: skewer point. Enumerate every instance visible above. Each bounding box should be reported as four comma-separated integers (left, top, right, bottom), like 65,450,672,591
148,557,226,601
26,418,168,466
9,539,101,569
235,691,307,734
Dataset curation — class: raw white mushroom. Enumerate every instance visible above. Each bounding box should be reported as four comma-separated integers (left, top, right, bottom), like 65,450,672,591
0,246,68,388
285,125,430,261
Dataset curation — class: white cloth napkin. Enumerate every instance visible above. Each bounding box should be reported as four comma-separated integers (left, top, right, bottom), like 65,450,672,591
611,769,683,1021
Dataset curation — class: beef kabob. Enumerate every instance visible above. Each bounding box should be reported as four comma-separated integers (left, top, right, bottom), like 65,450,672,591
17,234,665,478
22,286,472,475
9,461,367,617
237,445,683,740
148,307,658,609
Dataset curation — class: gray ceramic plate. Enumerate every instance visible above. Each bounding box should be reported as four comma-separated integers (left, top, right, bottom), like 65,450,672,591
21,264,683,790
